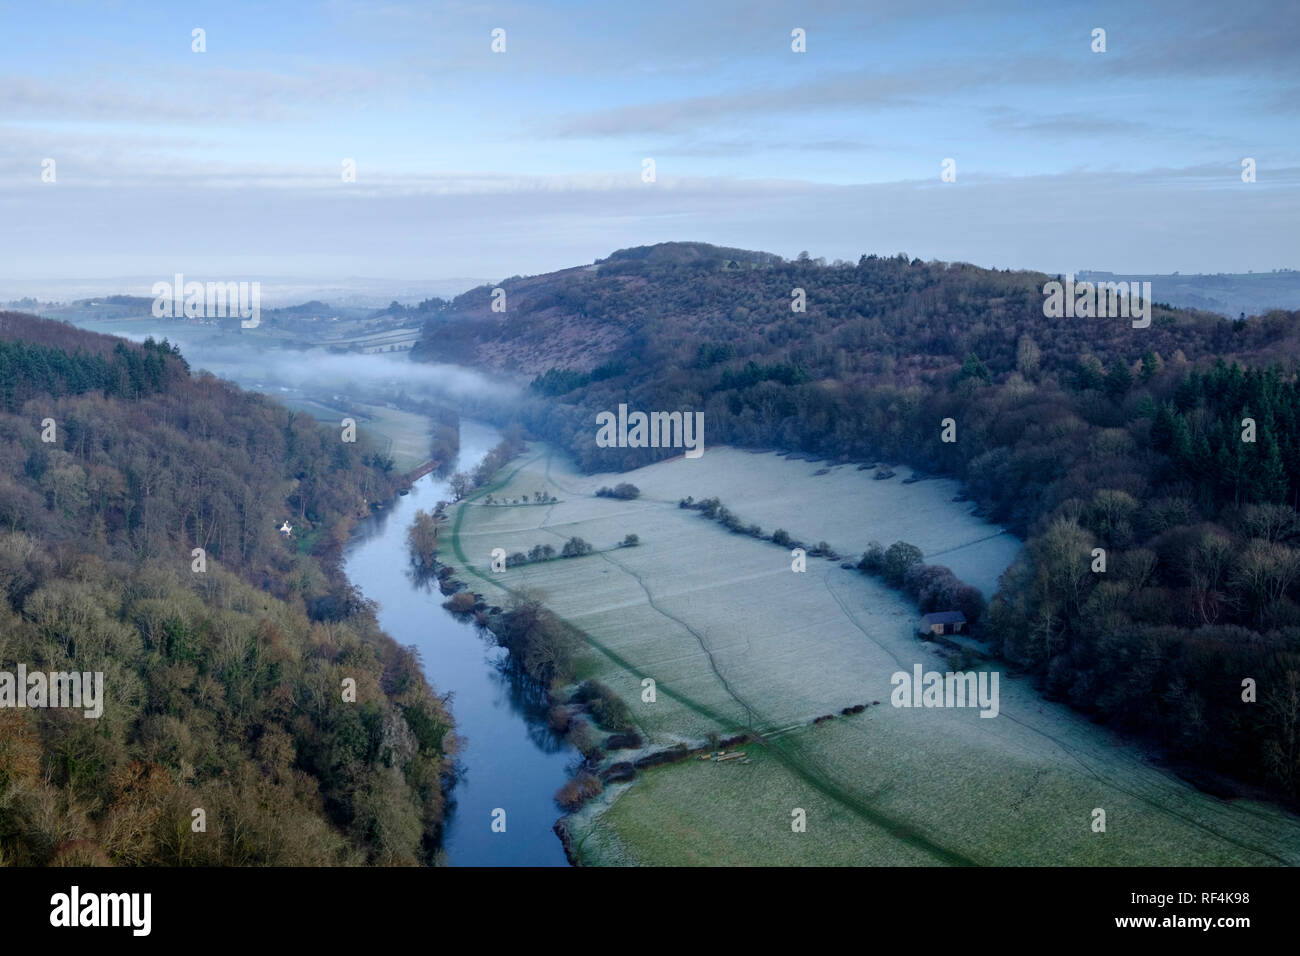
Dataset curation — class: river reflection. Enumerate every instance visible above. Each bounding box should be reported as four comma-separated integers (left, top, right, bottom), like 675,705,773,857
343,420,575,866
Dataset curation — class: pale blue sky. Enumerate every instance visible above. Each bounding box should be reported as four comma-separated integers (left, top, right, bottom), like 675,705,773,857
1,0,1296,282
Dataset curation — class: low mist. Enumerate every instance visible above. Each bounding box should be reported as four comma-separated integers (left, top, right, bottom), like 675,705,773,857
115,323,518,411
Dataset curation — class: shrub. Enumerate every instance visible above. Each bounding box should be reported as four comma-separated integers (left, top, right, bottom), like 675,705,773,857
621,534,639,547
555,771,603,811
445,591,476,613
615,482,640,499
572,680,634,732
858,541,885,573
561,536,594,558
547,705,571,734
596,483,641,500
904,562,952,602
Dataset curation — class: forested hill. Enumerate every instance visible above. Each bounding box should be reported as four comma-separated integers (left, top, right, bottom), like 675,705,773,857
0,312,454,865
413,244,1300,800
413,243,1300,522
412,240,1300,389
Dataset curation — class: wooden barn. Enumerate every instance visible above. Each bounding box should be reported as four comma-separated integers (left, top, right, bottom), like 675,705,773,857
918,610,967,637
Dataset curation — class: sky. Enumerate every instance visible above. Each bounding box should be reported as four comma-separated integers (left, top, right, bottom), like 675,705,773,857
0,0,1296,288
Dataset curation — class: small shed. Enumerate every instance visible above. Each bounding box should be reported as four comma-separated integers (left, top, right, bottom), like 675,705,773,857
919,610,966,637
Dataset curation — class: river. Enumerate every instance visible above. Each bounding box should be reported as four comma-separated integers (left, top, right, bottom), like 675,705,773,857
67,317,575,865
342,419,575,866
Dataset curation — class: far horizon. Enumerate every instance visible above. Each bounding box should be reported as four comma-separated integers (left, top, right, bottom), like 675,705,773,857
6,262,1300,286
6,250,1300,318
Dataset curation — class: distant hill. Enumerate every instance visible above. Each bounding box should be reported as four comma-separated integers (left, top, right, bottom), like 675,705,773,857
83,294,155,309
412,241,1300,389
267,298,331,316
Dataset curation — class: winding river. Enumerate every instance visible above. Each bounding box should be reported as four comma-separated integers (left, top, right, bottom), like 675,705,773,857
343,420,575,866
77,320,577,865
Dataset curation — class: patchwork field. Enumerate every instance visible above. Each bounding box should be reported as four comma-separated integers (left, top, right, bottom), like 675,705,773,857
450,443,1300,866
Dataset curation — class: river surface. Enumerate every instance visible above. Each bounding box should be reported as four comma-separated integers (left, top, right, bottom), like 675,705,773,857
343,419,575,866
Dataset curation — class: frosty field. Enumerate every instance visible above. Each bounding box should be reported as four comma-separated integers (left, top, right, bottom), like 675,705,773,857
449,443,1300,866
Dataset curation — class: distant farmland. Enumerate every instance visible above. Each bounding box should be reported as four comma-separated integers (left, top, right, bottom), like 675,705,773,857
284,397,431,473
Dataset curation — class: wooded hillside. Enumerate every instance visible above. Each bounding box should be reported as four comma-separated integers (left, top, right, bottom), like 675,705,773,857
0,312,454,865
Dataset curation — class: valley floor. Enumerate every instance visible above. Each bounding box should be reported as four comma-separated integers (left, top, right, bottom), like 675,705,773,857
449,444,1300,865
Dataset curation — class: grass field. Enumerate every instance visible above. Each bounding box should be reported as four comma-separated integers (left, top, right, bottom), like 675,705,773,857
569,713,1300,866
283,397,431,473
450,443,1300,866
351,402,432,473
